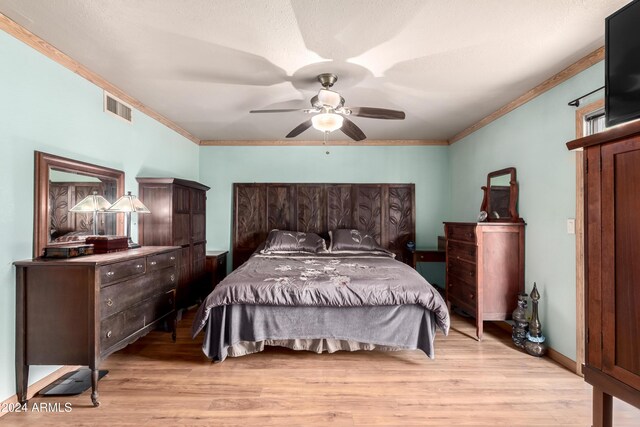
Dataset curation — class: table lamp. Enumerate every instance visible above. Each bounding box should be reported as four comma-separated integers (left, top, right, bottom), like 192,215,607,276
106,191,150,248
69,191,111,235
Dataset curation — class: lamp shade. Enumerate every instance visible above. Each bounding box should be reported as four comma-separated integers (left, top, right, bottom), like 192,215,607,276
106,191,150,213
311,113,344,133
69,191,111,212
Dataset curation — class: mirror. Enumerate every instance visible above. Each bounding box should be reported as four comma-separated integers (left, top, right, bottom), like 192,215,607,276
34,151,125,257
480,167,520,222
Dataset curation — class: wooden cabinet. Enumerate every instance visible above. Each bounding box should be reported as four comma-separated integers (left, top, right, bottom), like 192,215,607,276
14,246,179,407
137,178,210,309
567,120,640,426
444,222,525,340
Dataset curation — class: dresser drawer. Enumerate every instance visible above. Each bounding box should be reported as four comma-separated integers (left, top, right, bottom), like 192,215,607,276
447,240,477,264
100,312,125,350
123,290,175,337
448,279,477,316
147,251,177,271
100,267,177,319
446,224,476,243
448,258,477,287
99,258,146,286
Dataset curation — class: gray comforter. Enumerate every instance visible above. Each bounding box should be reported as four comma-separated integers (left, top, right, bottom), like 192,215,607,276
193,253,450,342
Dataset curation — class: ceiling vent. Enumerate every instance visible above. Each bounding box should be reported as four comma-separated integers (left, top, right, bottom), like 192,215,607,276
104,92,132,123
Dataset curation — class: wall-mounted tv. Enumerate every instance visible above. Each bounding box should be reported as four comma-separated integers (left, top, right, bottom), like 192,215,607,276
606,0,640,127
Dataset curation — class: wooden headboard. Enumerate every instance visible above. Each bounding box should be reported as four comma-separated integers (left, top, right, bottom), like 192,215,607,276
232,183,416,269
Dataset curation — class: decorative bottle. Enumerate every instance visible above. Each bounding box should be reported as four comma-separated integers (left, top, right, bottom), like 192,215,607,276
525,283,547,357
511,292,528,348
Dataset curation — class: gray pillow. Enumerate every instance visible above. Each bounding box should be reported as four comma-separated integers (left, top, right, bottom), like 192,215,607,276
261,230,327,254
329,229,390,254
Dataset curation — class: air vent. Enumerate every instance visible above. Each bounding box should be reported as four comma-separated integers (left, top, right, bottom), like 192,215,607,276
104,92,132,123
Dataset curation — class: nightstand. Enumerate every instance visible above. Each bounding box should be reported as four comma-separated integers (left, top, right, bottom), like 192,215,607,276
411,249,445,269
411,248,446,298
202,250,228,301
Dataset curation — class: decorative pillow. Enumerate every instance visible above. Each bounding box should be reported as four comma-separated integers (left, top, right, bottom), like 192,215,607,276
261,230,327,254
329,229,391,255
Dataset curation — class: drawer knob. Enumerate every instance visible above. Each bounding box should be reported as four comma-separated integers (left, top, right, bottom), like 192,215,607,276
106,330,112,339
170,274,175,282
136,264,143,269
466,232,473,238
469,293,474,300
449,283,454,288
106,271,115,277
170,256,176,261
106,298,114,307
150,261,157,266
469,271,474,276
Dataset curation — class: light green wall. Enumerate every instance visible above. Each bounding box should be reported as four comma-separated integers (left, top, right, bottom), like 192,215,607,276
0,31,199,401
449,62,605,359
199,145,450,263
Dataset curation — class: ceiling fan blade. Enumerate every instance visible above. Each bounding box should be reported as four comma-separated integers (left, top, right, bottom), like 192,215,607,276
349,107,405,120
286,120,313,138
340,117,366,141
250,109,305,113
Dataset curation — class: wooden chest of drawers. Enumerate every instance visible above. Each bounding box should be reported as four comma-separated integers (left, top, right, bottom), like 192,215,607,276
444,222,525,339
14,246,179,407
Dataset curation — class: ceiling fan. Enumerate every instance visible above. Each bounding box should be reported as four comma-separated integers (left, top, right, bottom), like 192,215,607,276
250,73,405,141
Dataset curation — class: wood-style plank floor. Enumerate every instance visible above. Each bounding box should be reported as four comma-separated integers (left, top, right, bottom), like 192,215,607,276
3,311,639,426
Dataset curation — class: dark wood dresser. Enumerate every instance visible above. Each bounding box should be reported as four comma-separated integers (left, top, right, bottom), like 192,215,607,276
567,120,640,426
14,246,179,407
443,222,525,339
137,178,209,309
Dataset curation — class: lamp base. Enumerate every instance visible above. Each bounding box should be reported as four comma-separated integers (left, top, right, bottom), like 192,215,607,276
127,238,140,249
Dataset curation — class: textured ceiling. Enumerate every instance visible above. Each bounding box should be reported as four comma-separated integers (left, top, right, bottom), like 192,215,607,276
0,0,630,141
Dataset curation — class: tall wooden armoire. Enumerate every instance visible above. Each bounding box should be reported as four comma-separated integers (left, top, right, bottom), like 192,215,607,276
137,178,209,309
567,120,640,427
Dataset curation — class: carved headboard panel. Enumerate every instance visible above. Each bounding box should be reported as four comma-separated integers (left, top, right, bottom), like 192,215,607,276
232,183,415,269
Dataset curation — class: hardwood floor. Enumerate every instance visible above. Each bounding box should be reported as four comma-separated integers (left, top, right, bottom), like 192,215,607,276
3,311,639,426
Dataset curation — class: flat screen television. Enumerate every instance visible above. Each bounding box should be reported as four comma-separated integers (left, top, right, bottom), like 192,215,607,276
606,0,640,127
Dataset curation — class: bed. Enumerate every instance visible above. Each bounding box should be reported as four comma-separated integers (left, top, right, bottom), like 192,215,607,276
192,183,450,362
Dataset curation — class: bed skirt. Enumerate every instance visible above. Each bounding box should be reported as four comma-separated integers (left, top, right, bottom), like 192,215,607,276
200,304,437,362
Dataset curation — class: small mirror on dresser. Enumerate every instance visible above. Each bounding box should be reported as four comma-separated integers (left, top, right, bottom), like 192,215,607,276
34,151,125,257
480,167,521,222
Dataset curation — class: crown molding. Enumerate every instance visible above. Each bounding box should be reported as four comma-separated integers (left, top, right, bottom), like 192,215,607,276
200,139,449,146
0,13,200,145
449,46,605,144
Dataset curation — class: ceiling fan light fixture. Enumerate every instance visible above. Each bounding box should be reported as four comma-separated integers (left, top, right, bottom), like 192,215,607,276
317,89,342,108
311,113,344,133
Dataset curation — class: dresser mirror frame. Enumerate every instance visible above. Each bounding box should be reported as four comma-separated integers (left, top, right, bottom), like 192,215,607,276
34,151,125,257
480,167,520,222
